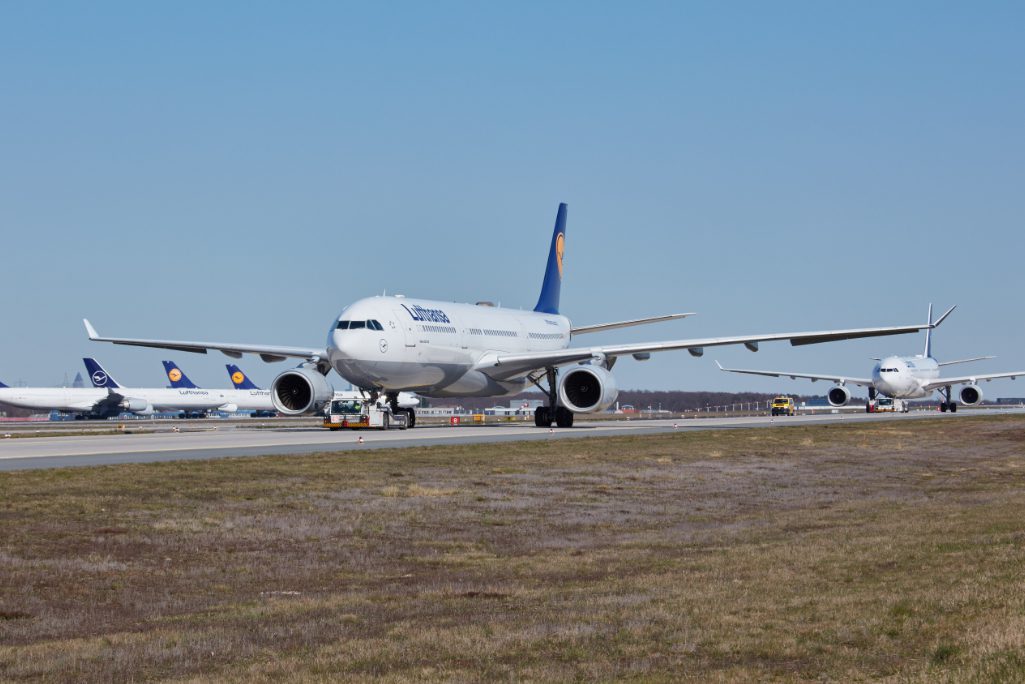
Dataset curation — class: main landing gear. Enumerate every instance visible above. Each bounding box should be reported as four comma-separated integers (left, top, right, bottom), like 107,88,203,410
386,393,416,428
532,367,574,428
939,385,957,413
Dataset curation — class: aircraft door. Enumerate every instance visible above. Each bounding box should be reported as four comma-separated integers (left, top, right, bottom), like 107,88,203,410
393,308,417,348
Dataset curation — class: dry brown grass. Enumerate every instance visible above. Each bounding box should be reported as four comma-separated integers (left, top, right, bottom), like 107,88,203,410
2,416,1025,681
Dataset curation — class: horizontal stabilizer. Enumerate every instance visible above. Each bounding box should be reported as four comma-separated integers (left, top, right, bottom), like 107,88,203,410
938,356,995,367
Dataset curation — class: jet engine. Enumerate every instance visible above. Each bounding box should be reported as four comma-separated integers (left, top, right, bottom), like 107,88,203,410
960,385,983,406
827,385,852,407
558,365,619,413
122,398,153,414
271,366,333,415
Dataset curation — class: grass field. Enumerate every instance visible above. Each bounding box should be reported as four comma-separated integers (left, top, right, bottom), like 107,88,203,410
2,416,1025,682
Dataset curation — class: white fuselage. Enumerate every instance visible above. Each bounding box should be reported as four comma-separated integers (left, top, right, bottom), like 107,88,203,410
872,355,941,399
327,296,570,397
0,386,231,414
217,388,273,411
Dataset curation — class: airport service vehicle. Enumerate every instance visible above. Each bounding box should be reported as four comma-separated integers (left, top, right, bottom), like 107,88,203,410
323,398,408,430
868,397,908,413
84,203,942,429
717,305,1025,413
770,396,796,416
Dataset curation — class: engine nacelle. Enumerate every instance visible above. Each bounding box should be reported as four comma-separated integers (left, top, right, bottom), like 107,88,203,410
121,398,153,414
827,385,852,407
960,385,983,406
558,365,619,413
271,366,333,415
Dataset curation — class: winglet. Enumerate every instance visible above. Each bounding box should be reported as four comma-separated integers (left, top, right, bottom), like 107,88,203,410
715,360,725,370
931,305,956,328
83,319,99,340
533,203,567,315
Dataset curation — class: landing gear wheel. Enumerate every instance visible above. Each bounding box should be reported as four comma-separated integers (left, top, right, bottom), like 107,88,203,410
406,408,416,428
865,403,872,413
555,406,574,428
940,402,948,413
534,406,552,427
949,403,957,413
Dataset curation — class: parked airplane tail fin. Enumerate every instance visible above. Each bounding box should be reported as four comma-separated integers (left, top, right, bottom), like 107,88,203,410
533,203,567,315
83,358,121,389
162,360,200,389
924,303,934,358
227,364,260,390
0,379,7,388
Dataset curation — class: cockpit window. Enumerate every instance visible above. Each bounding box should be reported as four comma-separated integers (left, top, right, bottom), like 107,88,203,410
337,320,382,331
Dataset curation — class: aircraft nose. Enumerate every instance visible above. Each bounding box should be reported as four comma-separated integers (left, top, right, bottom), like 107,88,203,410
330,330,353,358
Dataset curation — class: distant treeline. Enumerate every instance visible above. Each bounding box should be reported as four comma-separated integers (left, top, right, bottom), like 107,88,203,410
426,389,862,412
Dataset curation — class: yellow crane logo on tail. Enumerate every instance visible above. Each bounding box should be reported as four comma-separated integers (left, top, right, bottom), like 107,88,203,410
168,368,182,382
556,232,565,278
231,371,245,385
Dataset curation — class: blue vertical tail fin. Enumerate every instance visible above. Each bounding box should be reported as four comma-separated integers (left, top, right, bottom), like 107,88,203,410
0,379,7,388
226,364,261,390
924,303,934,358
162,360,200,389
83,358,120,389
533,203,568,315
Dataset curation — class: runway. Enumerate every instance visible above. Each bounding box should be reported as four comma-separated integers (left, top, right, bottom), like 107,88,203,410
3,408,1020,471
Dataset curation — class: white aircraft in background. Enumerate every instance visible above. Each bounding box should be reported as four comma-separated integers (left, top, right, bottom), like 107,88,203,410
165,360,420,415
716,305,1025,412
0,360,229,419
83,358,231,414
0,377,138,419
84,203,944,428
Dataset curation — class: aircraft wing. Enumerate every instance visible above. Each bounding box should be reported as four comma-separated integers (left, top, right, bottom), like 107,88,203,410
481,318,942,380
571,313,695,336
714,361,875,387
84,319,324,363
921,371,1025,392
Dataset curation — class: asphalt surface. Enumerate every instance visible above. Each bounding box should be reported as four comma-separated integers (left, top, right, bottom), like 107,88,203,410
3,408,1021,471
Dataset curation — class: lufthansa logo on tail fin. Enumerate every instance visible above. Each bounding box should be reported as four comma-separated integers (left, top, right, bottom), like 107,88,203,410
91,371,107,385
168,369,182,382
231,371,245,385
556,233,565,278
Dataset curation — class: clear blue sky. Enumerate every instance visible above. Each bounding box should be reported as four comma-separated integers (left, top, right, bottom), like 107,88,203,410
3,2,1024,396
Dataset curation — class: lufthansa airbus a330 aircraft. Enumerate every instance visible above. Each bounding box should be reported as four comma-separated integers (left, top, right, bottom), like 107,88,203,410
717,305,1025,412
84,204,944,428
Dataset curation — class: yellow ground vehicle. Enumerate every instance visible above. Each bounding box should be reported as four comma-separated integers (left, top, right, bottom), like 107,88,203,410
771,396,796,416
